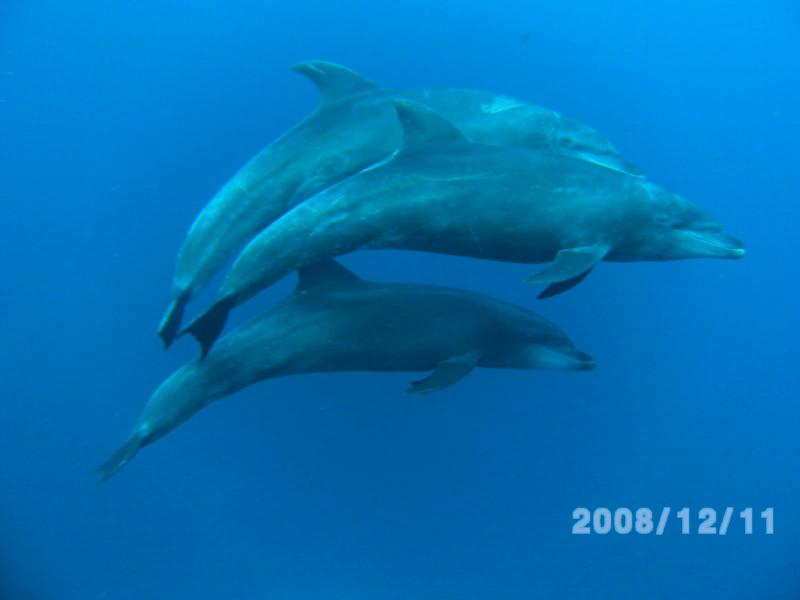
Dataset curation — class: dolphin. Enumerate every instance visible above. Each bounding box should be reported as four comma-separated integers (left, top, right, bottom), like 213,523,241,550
157,61,637,347
98,260,594,481
182,100,745,357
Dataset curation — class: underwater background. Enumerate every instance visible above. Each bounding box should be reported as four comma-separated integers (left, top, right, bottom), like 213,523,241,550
1,0,798,598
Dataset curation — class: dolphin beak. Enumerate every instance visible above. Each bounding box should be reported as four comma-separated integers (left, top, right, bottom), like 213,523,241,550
533,346,596,371
682,230,746,259
570,350,597,371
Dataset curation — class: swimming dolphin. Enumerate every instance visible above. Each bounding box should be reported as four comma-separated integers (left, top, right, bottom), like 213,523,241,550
157,61,637,347
182,100,744,357
99,260,594,481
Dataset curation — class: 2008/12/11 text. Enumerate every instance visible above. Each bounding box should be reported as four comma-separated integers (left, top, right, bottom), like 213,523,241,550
572,507,774,535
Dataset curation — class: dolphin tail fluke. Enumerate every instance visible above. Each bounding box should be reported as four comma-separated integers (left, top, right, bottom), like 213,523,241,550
157,293,188,349
180,298,233,359
94,434,144,483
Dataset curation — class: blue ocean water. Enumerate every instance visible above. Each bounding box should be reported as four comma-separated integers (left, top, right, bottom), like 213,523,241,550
1,0,798,598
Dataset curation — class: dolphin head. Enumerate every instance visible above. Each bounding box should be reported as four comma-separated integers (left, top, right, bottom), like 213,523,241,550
615,183,745,261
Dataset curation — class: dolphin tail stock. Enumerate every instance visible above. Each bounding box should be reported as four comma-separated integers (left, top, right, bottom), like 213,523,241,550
157,292,189,350
94,433,145,483
180,297,234,359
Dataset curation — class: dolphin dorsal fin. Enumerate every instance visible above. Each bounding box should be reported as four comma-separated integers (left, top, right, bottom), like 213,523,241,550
295,259,361,292
390,99,467,153
291,61,381,105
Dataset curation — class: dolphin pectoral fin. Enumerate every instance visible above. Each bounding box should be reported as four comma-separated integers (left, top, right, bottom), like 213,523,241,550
157,293,188,350
291,61,381,105
537,268,595,299
407,352,480,395
179,297,234,360
527,244,609,293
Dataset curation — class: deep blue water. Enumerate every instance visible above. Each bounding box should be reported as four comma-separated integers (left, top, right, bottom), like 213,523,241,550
1,1,798,598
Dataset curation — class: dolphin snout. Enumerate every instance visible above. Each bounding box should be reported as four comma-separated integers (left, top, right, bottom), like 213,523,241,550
711,232,746,259
682,229,746,259
531,345,596,371
571,350,596,371
560,348,595,371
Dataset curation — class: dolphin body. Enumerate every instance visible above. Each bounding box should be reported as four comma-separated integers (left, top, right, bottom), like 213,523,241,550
158,61,637,347
183,100,745,357
99,260,593,481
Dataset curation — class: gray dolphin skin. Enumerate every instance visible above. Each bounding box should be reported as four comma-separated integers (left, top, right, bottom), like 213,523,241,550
182,100,744,357
99,260,593,481
157,61,635,347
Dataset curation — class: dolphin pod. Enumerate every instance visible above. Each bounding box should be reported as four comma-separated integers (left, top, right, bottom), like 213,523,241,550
99,61,744,479
182,99,744,357
157,61,638,348
98,260,594,481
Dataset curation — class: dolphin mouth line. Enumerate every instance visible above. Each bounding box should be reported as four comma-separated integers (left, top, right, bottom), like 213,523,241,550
415,172,501,183
682,230,746,257
480,97,527,114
